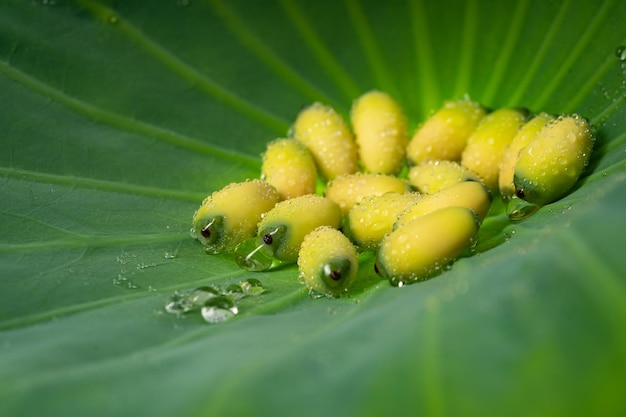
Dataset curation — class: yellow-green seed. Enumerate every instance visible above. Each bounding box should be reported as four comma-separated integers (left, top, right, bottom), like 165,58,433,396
406,98,486,165
261,138,317,199
291,102,359,180
351,90,409,175
461,107,528,192
192,180,280,254
345,192,421,250
514,114,594,207
256,194,342,262
325,172,410,214
499,113,554,201
298,226,358,298
408,159,482,194
377,206,480,286
395,180,492,229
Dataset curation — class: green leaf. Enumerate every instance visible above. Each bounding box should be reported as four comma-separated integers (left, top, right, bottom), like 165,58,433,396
1,0,626,416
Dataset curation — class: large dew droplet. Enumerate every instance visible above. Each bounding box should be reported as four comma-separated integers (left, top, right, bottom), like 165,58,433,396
234,237,275,271
190,286,220,306
235,226,285,271
201,296,239,324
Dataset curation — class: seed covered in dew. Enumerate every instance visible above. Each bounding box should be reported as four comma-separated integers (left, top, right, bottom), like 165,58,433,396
324,172,410,214
350,90,409,175
191,180,281,254
499,113,554,201
235,194,343,270
377,206,480,286
461,107,528,192
395,180,492,229
291,102,359,180
406,97,486,165
298,226,358,298
513,114,594,207
344,192,421,250
408,159,482,194
261,138,317,199
188,91,597,297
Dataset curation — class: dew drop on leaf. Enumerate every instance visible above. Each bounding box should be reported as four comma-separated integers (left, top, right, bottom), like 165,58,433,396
225,283,245,299
240,278,265,296
164,291,194,316
201,296,239,324
506,196,539,221
201,306,236,324
189,286,220,306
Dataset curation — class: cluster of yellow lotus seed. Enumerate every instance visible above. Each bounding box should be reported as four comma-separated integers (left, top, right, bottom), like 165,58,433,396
192,91,594,296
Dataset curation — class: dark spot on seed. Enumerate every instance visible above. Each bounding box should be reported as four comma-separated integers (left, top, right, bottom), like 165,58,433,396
263,234,273,245
201,226,211,238
330,270,342,281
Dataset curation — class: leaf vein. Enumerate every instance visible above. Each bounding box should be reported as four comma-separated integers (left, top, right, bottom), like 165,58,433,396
453,0,478,98
0,167,205,202
532,0,616,110
208,0,342,109
508,0,572,106
482,0,530,105
0,60,261,168
278,0,362,101
73,0,290,133
345,0,398,97
410,0,440,116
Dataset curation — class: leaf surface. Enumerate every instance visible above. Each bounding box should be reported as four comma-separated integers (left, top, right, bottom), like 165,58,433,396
1,0,626,416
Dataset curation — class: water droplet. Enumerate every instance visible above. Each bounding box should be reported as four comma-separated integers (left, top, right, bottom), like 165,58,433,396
164,251,176,259
164,291,194,316
506,196,539,221
235,226,286,271
201,306,235,324
190,286,220,305
389,276,405,287
137,262,156,270
225,283,245,299
240,278,265,296
307,288,326,299
201,296,238,324
234,237,275,271
112,274,126,285
108,14,119,24
616,45,626,61
116,252,131,265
